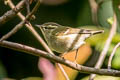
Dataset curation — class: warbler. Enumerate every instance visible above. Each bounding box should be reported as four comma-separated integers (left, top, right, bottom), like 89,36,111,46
36,22,104,55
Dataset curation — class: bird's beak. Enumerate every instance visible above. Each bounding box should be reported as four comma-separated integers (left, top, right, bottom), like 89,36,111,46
92,30,104,35
35,24,42,30
35,24,41,28
35,24,44,32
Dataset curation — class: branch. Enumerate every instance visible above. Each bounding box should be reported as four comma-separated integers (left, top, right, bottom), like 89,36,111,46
108,42,120,69
0,0,41,41
89,0,98,25
0,40,120,76
0,0,25,25
89,14,117,80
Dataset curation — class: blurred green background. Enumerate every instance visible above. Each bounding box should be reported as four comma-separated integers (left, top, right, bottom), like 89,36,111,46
0,0,120,80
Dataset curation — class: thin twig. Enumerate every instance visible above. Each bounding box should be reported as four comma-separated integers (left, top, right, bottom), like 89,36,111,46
25,0,30,14
0,0,41,41
0,40,120,76
89,0,98,25
89,14,117,80
108,42,120,69
57,64,69,80
0,0,25,25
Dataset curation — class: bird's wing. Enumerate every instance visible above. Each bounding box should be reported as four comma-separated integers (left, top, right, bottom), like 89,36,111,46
52,27,87,36
52,27,104,36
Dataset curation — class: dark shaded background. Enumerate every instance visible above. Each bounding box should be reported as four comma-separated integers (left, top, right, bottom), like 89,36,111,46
1,0,119,80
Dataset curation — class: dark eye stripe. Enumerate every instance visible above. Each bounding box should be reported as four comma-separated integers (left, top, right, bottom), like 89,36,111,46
44,27,55,29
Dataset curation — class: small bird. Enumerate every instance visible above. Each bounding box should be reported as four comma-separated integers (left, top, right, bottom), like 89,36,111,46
36,22,104,59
